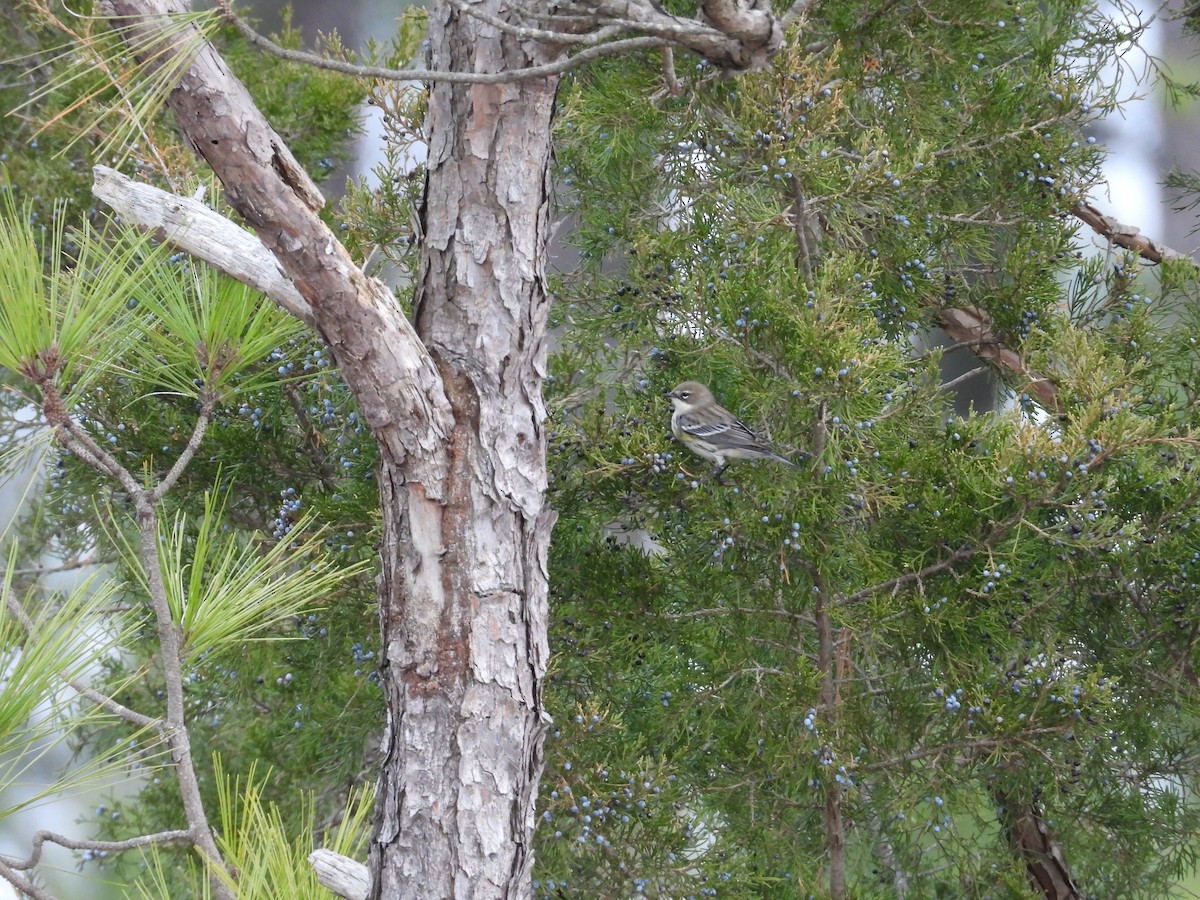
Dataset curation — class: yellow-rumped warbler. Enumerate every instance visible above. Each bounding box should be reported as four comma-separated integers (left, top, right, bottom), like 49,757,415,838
664,381,795,469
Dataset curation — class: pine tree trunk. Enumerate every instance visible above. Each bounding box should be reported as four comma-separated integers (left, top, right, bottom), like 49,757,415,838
368,6,560,897
101,0,560,896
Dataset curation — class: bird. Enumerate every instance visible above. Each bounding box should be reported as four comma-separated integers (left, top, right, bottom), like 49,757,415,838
664,380,796,471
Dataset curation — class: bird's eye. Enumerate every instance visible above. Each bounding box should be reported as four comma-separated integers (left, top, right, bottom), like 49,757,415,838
679,391,690,399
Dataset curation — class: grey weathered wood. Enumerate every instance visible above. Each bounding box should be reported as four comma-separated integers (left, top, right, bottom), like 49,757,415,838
98,1,549,895
309,849,370,900
95,0,785,894
92,166,313,326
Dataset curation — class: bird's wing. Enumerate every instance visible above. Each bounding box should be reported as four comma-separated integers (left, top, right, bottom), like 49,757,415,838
677,413,762,445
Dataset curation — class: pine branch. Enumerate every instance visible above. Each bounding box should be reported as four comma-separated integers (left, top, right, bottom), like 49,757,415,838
149,396,214,503
28,375,233,896
2,591,162,732
132,493,234,898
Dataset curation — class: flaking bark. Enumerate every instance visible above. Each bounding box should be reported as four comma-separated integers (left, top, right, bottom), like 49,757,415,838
100,0,555,895
367,2,560,892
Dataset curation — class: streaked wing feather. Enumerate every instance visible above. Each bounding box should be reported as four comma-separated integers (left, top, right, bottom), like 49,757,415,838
678,413,761,445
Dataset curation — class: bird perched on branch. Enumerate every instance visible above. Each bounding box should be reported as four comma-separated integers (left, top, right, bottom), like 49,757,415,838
664,381,795,471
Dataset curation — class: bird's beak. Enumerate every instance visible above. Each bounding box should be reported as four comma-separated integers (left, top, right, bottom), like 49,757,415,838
662,388,675,398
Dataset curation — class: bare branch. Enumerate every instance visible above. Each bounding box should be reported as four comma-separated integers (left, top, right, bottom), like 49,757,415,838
812,565,846,899
442,0,622,46
693,665,788,701
3,829,191,871
930,114,1076,161
93,167,314,327
0,857,54,900
309,849,370,900
149,398,213,503
22,376,230,845
53,416,143,499
215,0,667,84
790,176,817,284
218,0,784,81
661,45,681,96
938,365,989,393
936,306,1061,412
1071,200,1193,265
590,0,782,70
12,555,98,577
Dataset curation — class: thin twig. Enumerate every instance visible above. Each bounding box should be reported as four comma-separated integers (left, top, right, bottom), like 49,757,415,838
2,587,162,731
150,397,213,503
3,829,191,871
938,365,989,393
812,398,828,462
53,412,143,497
835,508,1026,609
659,605,813,624
857,727,1068,772
216,0,666,84
281,386,339,489
930,114,1074,160
0,857,53,900
693,665,787,700
12,555,98,576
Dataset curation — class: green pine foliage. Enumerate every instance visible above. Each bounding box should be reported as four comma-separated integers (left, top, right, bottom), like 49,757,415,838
4,0,1200,897
0,3,380,893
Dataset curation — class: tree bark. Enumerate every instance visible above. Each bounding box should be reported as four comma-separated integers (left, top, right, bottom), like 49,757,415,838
369,3,559,896
100,1,557,896
96,0,786,894
997,791,1082,900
